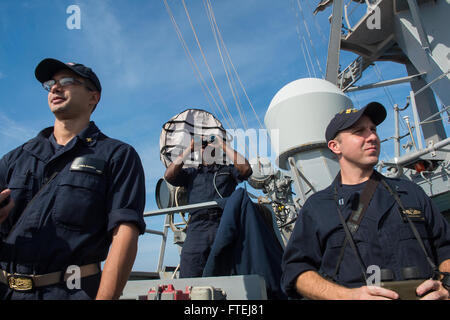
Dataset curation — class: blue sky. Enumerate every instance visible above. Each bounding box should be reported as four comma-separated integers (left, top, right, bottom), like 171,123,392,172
1,0,448,271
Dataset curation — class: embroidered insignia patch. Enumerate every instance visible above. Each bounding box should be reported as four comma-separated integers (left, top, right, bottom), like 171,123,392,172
400,208,425,222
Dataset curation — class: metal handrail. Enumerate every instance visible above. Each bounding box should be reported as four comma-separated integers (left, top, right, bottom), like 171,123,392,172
142,200,220,273
144,201,219,217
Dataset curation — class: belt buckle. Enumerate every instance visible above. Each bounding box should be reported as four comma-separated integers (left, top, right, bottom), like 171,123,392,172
8,274,34,292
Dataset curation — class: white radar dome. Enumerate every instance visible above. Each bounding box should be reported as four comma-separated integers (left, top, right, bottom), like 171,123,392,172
264,78,353,169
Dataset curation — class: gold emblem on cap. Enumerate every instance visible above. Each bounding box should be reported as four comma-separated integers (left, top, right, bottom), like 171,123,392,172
86,137,93,143
338,108,358,115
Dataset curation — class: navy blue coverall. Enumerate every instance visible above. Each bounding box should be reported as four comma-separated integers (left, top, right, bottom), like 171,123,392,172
281,171,450,299
0,121,146,299
203,188,287,299
169,163,243,278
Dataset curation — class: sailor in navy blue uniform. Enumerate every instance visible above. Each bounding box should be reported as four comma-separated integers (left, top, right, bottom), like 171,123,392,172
281,102,450,300
164,136,252,278
0,59,146,299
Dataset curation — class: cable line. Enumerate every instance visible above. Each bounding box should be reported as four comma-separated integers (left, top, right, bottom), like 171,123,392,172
204,0,249,131
163,0,232,129
181,0,238,130
204,0,264,130
295,0,325,78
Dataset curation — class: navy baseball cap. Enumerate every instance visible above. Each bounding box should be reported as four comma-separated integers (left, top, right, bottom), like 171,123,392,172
35,58,102,92
325,102,387,142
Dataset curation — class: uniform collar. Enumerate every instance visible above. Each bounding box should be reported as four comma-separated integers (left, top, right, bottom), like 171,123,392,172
77,121,100,147
330,169,408,192
331,170,375,189
23,127,54,162
328,169,403,222
23,121,100,162
329,171,359,207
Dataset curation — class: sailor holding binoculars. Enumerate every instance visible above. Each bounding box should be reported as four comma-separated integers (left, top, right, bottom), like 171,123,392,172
164,134,252,278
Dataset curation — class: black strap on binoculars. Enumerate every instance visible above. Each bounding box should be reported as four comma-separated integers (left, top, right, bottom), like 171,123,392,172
379,178,439,278
332,170,440,283
332,171,380,281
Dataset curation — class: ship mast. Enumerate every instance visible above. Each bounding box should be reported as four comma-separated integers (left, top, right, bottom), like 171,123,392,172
321,0,450,218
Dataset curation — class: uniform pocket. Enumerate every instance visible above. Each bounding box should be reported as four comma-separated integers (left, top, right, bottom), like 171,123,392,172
4,174,32,232
323,227,373,284
327,230,346,248
53,172,106,230
398,222,429,240
8,175,30,202
397,223,433,276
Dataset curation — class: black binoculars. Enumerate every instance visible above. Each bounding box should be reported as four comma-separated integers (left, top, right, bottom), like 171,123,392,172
380,266,421,281
380,267,424,300
194,135,216,148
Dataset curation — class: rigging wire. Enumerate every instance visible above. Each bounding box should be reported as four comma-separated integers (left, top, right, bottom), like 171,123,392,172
290,0,313,78
349,91,361,108
164,0,262,159
205,0,265,130
204,0,248,130
181,0,238,130
299,28,312,78
162,0,232,129
204,0,259,158
304,0,329,45
303,36,317,78
295,0,325,78
373,65,396,109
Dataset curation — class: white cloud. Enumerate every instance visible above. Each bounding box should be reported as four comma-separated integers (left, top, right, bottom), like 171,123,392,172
0,112,37,155
75,0,194,90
